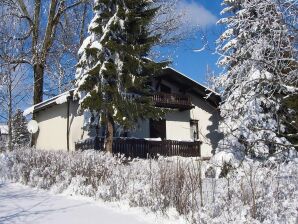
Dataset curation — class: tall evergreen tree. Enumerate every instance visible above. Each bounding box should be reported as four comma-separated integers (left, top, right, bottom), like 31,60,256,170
75,0,167,152
216,0,298,161
12,109,30,147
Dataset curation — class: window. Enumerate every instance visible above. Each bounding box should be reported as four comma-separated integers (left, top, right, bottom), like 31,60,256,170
190,120,199,141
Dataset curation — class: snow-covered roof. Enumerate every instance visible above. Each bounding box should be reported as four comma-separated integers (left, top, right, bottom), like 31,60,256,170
23,90,74,116
0,124,8,135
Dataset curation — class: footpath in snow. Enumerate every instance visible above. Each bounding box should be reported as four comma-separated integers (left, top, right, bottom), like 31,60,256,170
0,182,178,224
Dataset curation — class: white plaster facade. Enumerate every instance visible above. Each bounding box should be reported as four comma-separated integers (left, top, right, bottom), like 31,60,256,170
35,101,91,151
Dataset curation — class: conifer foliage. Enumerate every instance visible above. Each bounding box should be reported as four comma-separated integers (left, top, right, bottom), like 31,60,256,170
75,0,167,152
12,109,30,147
216,0,298,161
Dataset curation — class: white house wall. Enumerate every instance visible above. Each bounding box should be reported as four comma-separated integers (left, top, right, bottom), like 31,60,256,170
68,101,90,150
165,110,192,141
35,101,89,151
164,102,219,158
190,94,221,158
35,103,68,151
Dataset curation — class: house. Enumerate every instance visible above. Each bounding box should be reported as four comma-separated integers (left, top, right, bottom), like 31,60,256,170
24,67,222,158
0,124,8,146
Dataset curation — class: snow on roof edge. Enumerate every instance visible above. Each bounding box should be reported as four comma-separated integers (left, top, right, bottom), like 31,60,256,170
23,106,35,116
23,89,75,116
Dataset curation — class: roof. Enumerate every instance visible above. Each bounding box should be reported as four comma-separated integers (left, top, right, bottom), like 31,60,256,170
0,124,8,135
23,67,221,115
23,90,74,116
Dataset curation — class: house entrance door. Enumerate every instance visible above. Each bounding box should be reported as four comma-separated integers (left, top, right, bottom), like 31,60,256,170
150,119,166,139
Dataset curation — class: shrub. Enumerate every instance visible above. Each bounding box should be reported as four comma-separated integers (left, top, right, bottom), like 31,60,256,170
0,148,297,224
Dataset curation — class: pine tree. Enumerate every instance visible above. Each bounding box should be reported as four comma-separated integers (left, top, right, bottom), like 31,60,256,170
215,0,298,161
11,109,30,147
75,0,167,152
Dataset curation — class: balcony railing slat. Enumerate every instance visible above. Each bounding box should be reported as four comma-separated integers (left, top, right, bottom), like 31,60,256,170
152,92,193,109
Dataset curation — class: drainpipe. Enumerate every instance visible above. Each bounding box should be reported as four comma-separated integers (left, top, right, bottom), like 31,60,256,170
66,96,70,152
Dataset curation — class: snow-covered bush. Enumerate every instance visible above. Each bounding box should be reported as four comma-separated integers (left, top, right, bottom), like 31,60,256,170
0,148,297,223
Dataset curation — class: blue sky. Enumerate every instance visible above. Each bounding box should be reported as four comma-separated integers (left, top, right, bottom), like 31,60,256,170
168,0,223,84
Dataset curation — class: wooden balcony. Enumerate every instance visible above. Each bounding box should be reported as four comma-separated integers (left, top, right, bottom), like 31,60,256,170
152,92,193,110
75,138,201,158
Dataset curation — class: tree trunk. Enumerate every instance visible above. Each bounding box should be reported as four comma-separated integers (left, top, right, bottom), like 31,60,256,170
104,114,114,153
33,64,44,106
32,64,44,146
33,64,44,104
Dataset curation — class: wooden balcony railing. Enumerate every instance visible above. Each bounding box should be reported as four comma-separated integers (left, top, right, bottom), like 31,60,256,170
75,138,201,158
152,92,193,110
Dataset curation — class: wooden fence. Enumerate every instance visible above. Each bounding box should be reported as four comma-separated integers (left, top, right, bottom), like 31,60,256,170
75,138,201,158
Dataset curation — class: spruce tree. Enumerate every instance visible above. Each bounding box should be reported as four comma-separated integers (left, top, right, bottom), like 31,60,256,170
215,0,298,161
11,109,30,147
75,0,167,152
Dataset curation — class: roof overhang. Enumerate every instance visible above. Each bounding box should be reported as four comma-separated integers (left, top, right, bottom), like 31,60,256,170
23,90,74,116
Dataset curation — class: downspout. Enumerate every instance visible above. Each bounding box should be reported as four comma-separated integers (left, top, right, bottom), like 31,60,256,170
67,96,70,152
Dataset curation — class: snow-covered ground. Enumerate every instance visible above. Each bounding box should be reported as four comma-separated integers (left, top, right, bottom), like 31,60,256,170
0,182,145,224
1,149,297,223
0,183,187,224
0,182,182,224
